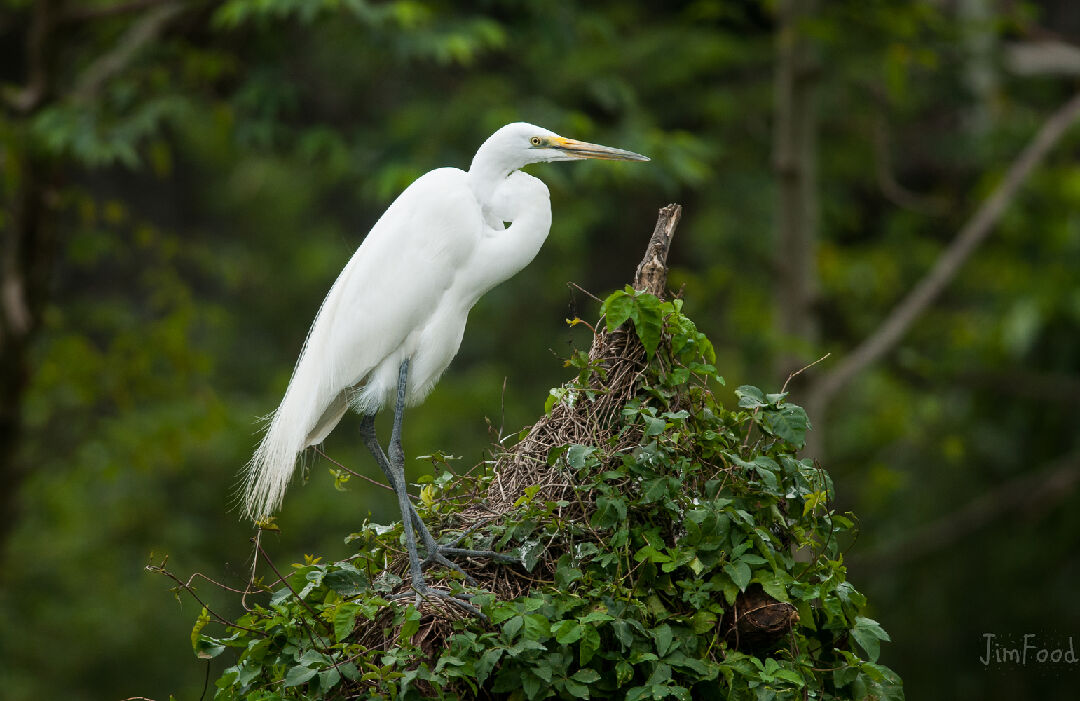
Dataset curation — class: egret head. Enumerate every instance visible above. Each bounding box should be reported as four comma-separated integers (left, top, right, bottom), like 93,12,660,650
471,122,649,177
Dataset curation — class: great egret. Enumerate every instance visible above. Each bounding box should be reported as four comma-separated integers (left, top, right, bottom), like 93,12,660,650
244,122,648,604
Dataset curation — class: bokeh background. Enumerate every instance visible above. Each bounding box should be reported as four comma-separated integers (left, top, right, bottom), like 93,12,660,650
2,0,1079,698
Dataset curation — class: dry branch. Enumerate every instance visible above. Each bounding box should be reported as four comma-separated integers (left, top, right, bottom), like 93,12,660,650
808,90,1080,416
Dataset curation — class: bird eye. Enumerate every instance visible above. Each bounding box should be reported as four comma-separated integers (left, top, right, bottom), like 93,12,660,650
530,136,543,147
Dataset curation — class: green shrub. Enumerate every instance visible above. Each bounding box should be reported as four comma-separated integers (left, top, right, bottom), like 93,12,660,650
177,288,902,700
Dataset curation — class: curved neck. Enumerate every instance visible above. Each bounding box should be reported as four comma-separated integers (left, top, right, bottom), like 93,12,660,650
468,141,520,208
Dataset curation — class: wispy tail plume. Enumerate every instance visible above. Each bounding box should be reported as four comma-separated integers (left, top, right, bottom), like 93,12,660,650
242,385,318,521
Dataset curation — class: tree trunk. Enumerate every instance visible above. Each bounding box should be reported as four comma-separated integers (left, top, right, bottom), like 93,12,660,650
773,0,820,384
0,157,56,551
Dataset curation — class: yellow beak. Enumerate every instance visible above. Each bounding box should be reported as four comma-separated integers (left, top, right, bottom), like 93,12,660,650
549,136,650,162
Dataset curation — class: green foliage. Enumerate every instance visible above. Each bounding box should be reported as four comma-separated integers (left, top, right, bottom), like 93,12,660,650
193,294,901,700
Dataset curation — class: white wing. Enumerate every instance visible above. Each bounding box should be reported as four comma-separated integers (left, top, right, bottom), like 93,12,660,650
243,168,483,519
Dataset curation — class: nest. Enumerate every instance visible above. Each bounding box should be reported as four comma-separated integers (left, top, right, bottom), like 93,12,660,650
475,325,647,519
721,584,801,652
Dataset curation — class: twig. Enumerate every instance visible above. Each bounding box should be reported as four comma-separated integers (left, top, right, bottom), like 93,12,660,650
567,280,603,303
780,352,830,395
809,90,1080,411
146,559,267,637
252,538,334,641
315,446,395,492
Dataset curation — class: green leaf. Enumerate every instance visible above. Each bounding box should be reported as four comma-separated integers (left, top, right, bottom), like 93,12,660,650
317,668,341,693
503,615,524,640
691,610,717,634
604,291,635,331
652,624,674,657
284,664,317,687
190,607,210,657
518,539,544,571
522,613,550,641
552,619,584,644
734,385,767,409
333,603,360,642
399,606,421,641
852,616,891,662
523,671,543,700
567,444,596,469
723,561,751,591
634,544,672,564
572,668,602,683
633,302,664,356
563,678,590,698
193,635,225,660
642,413,667,436
476,648,504,686
762,405,810,448
580,625,601,665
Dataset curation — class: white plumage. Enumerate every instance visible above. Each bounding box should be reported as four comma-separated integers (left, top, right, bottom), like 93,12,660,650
243,122,647,521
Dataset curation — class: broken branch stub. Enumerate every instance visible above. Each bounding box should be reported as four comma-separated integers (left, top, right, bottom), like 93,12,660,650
633,204,682,298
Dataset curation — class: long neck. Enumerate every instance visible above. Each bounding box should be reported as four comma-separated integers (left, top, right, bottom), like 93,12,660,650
467,139,520,209
460,171,552,304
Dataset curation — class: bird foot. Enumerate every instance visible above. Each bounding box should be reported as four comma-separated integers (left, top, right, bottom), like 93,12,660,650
417,530,519,585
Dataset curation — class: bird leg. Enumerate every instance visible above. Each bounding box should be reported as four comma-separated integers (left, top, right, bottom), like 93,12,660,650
366,359,497,614
358,413,450,569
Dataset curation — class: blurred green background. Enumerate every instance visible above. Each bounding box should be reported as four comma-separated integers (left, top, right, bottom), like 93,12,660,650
1,0,1079,698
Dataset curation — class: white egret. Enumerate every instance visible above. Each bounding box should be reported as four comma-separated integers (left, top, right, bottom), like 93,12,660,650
243,122,648,604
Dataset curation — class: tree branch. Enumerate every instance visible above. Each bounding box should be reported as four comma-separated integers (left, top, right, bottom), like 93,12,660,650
3,0,56,114
633,204,681,298
773,0,820,381
808,90,1080,412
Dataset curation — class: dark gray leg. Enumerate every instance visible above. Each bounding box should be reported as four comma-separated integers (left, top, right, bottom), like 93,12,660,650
359,413,484,584
358,414,439,555
385,359,427,600
383,360,484,613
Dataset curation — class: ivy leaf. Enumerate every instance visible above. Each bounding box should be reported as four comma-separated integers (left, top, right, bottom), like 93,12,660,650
566,444,596,469
761,405,810,448
652,624,674,657
333,603,360,642
642,413,667,436
735,385,767,409
580,625,601,665
476,648,504,686
852,616,891,662
399,606,421,641
283,664,317,687
723,561,752,591
518,539,544,571
633,301,664,356
604,291,635,331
